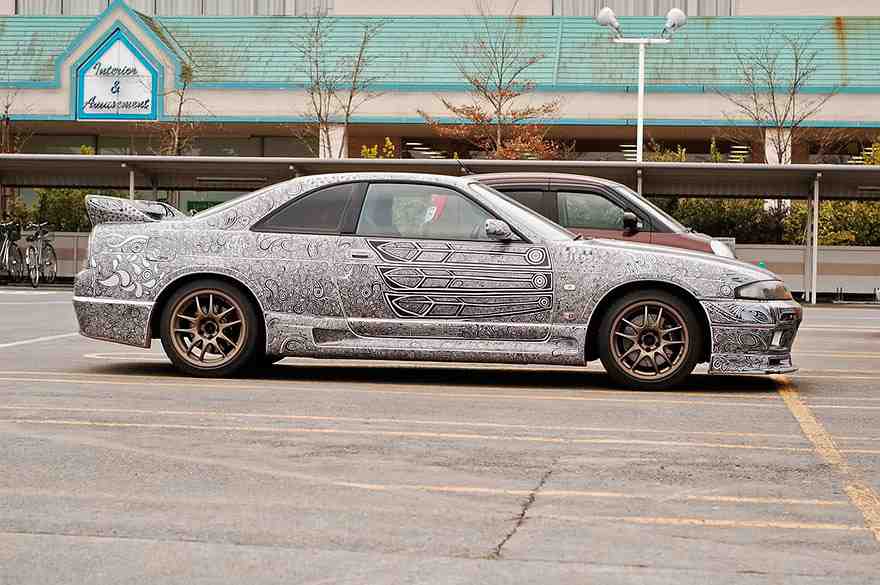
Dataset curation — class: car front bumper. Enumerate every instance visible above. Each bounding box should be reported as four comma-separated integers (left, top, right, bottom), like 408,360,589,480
702,299,802,375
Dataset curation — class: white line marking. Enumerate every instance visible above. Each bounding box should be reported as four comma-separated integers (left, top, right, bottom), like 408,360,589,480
0,333,79,349
0,302,72,305
798,325,880,334
72,296,153,307
0,290,68,295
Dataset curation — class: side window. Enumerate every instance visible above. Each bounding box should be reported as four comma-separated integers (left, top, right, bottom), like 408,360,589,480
356,183,498,241
558,191,625,230
255,182,358,233
497,190,544,214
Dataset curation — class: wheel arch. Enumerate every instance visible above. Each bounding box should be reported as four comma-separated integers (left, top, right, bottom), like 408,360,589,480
148,270,267,343
584,280,712,363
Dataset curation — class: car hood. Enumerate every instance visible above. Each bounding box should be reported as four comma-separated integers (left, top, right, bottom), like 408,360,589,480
574,237,775,283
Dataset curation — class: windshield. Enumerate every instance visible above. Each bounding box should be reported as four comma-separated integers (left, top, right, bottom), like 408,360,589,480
613,186,686,233
470,183,575,242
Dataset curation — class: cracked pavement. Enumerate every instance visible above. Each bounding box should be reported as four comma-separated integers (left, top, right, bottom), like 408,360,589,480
1,292,880,583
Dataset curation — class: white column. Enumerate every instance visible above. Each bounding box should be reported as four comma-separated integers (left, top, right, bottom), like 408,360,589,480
129,169,136,200
636,42,646,163
320,124,349,159
811,173,820,304
803,194,813,301
0,0,14,15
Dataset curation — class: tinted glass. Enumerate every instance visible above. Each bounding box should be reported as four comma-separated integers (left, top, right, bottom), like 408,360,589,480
357,183,496,241
499,190,543,213
258,183,357,233
558,191,625,230
469,184,573,242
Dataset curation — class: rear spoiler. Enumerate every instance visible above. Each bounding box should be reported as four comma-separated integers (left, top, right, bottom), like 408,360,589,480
85,195,185,227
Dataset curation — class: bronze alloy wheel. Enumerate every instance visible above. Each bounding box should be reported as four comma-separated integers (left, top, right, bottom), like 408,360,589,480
169,289,248,370
608,300,689,382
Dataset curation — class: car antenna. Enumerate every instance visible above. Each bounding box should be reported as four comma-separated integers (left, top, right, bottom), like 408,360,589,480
456,158,473,176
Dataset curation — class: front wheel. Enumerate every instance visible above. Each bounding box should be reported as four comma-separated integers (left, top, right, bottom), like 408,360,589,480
598,290,703,390
10,245,24,282
160,279,260,377
26,246,39,288
42,244,57,284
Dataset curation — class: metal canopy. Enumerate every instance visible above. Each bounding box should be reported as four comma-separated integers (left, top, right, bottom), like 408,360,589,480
2,154,880,199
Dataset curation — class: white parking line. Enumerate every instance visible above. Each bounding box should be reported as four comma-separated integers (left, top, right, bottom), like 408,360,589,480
0,290,68,296
0,333,78,349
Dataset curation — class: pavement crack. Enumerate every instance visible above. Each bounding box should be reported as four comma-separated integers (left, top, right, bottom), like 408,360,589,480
487,464,555,560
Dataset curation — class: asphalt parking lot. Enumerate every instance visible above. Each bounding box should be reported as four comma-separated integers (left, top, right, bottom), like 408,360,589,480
1,288,879,583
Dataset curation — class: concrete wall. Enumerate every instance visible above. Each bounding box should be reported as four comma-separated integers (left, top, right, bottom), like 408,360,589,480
0,0,13,16
333,0,553,15
737,245,880,295
735,0,880,16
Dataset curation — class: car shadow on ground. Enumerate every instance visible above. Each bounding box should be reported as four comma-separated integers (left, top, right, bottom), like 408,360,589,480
86,360,781,395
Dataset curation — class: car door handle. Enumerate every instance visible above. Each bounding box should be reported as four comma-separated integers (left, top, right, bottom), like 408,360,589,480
349,250,371,259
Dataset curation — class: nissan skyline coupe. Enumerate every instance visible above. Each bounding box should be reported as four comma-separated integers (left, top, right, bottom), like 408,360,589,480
74,172,802,389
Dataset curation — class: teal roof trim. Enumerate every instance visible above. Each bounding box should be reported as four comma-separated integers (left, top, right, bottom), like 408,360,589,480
2,8,880,94
0,0,183,89
12,113,880,129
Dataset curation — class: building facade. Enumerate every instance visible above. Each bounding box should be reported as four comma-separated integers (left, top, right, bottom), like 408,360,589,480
2,0,879,211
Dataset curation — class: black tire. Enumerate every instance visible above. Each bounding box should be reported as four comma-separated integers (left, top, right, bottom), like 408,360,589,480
597,289,703,390
159,278,260,378
26,246,39,288
11,246,24,283
42,244,57,284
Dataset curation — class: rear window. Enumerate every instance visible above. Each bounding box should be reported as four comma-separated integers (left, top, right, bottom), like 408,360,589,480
254,183,358,233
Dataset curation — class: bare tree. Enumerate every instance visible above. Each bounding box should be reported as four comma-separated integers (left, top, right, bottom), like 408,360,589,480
0,32,39,218
715,27,842,164
418,0,562,159
291,15,388,158
148,63,209,157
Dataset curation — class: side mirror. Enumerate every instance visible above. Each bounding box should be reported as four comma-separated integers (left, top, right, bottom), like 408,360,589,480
622,211,640,236
485,219,514,241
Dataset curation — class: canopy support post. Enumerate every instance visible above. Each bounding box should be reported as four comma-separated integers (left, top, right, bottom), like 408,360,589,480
811,173,820,305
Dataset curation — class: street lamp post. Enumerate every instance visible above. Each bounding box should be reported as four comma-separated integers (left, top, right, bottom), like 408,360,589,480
596,7,687,164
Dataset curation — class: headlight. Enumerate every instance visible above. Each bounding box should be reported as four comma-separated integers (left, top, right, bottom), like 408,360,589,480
735,280,793,301
710,240,735,258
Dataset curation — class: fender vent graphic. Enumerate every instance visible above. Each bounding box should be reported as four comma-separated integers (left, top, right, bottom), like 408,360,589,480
387,293,553,319
368,240,551,268
368,239,554,320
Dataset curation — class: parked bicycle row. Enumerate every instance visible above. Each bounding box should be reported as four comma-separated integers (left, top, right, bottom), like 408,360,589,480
0,221,58,288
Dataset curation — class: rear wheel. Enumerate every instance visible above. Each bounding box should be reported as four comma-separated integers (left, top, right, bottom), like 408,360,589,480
42,244,57,284
598,289,703,390
10,246,24,282
160,279,260,377
26,246,39,288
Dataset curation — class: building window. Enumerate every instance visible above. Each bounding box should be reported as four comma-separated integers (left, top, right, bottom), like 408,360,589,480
294,0,332,15
154,0,201,15
16,0,333,15
552,0,733,17
17,0,62,14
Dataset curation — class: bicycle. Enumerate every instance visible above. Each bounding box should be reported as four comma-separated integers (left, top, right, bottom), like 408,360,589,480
0,220,25,284
24,222,57,288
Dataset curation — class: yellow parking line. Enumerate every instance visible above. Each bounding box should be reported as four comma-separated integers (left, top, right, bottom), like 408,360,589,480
0,417,838,454
0,376,783,408
0,405,810,441
777,378,880,544
0,486,847,508
0,370,783,401
540,513,867,532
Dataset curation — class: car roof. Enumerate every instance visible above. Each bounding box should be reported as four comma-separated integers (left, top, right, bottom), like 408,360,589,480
470,172,628,190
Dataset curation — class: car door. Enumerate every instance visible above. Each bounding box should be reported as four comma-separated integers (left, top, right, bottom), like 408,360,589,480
555,189,653,244
335,182,555,342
